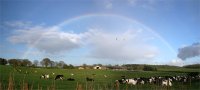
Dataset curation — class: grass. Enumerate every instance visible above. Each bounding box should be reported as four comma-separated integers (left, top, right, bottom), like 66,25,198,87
0,65,200,90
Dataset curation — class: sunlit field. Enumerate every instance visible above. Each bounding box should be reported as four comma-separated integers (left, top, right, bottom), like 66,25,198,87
0,65,199,90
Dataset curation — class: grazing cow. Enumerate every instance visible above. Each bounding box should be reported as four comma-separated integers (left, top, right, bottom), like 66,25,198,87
71,73,74,76
67,78,75,81
55,75,64,80
149,77,156,84
45,74,49,79
86,77,94,81
40,74,49,79
137,78,146,85
40,74,45,79
104,75,107,78
52,72,55,75
115,78,126,84
92,74,96,76
162,79,172,86
125,78,138,85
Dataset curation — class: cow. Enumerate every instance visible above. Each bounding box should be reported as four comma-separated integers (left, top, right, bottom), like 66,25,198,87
52,72,55,75
125,78,138,85
115,78,126,84
55,75,64,80
86,77,94,81
40,74,45,79
40,74,49,79
162,79,172,86
45,74,49,79
137,78,146,85
71,73,74,76
67,78,75,81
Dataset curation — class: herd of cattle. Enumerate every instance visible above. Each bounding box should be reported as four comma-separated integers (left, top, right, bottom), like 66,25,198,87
39,72,200,87
115,75,200,86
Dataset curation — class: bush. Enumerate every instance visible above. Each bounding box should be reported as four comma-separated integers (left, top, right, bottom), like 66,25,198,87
143,65,157,71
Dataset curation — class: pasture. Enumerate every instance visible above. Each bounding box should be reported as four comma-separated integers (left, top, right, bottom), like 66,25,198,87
0,65,200,90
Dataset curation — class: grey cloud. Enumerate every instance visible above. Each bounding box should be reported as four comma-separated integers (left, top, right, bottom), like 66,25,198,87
177,43,200,60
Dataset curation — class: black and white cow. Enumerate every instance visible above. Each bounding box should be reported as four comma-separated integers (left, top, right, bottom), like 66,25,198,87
55,75,64,80
115,78,126,84
125,78,138,85
86,77,94,81
161,78,172,86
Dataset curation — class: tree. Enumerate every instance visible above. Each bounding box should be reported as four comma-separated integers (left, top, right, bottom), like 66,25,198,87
33,60,39,67
63,64,74,69
41,58,51,67
68,64,74,69
82,63,87,69
0,58,7,65
50,60,55,67
8,59,21,67
143,65,157,71
21,59,32,67
57,61,65,68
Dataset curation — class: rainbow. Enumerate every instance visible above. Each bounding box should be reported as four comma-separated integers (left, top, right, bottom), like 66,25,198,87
21,13,176,59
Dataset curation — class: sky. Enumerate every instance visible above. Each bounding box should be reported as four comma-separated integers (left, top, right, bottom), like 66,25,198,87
0,0,200,66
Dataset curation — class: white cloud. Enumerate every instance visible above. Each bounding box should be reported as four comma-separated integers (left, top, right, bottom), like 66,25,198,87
103,0,113,9
127,0,157,10
127,0,137,5
7,19,160,63
8,25,159,62
8,25,83,53
169,58,184,66
106,2,113,9
85,29,158,61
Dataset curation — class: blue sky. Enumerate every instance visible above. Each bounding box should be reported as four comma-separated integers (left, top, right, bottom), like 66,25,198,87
0,0,199,66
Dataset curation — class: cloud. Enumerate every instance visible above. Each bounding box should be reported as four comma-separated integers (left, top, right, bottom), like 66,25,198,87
100,0,113,9
105,1,113,9
3,21,32,29
7,21,159,62
177,43,200,60
127,0,138,5
86,29,158,61
127,0,159,10
8,25,83,53
169,58,184,66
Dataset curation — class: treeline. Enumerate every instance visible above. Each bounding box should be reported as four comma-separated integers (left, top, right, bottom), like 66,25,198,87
0,57,75,69
183,64,200,69
122,64,157,71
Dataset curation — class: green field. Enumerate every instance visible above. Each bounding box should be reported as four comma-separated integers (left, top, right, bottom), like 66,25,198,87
0,65,200,90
